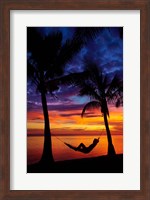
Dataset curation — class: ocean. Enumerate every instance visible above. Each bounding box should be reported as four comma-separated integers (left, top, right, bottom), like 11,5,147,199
27,135,123,165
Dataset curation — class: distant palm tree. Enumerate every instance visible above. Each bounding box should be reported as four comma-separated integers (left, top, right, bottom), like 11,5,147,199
77,61,123,155
27,28,103,165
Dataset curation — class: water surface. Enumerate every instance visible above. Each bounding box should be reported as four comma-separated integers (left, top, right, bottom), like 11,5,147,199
27,135,123,164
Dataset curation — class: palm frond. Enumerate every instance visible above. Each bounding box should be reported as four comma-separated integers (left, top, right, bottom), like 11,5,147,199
27,60,40,87
83,60,105,96
106,75,123,107
27,27,42,52
46,80,59,93
102,74,110,89
115,98,123,107
46,71,86,88
56,37,84,70
74,27,104,43
81,101,101,118
79,81,101,101
105,75,122,97
33,31,63,73
41,31,62,68
27,60,35,79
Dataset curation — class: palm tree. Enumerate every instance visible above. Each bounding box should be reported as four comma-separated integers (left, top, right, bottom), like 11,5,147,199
27,28,103,165
76,61,123,156
27,28,86,165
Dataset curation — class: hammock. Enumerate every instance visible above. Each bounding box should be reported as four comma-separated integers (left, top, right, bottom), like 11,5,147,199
54,129,104,154
64,138,99,154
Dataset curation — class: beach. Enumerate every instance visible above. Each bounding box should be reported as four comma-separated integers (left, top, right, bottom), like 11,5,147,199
27,154,123,173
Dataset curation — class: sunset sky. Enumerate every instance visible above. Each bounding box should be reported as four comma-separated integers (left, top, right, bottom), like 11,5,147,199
27,27,123,136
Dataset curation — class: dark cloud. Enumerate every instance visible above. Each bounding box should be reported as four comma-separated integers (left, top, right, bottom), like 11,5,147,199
27,27,123,113
84,114,102,118
60,113,81,117
47,103,84,112
27,101,41,111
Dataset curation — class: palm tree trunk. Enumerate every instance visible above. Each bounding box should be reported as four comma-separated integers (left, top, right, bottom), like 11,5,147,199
40,91,54,164
103,112,116,156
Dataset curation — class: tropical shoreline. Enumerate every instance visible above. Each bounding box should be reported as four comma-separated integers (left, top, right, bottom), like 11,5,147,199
27,154,123,173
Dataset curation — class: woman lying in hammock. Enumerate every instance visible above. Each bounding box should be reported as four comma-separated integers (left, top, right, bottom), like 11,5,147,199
64,138,99,154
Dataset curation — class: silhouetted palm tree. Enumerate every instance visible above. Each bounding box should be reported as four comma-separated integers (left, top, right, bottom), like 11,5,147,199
27,28,103,165
76,61,123,155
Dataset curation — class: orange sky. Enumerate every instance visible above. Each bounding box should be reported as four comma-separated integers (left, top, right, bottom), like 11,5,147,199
27,106,123,136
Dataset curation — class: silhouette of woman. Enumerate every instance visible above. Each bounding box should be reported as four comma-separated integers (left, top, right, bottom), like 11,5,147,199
64,138,99,154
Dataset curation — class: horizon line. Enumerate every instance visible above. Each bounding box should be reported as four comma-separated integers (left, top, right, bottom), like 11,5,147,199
27,133,123,137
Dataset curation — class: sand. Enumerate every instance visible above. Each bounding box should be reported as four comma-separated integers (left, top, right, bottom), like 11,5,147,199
27,154,123,173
